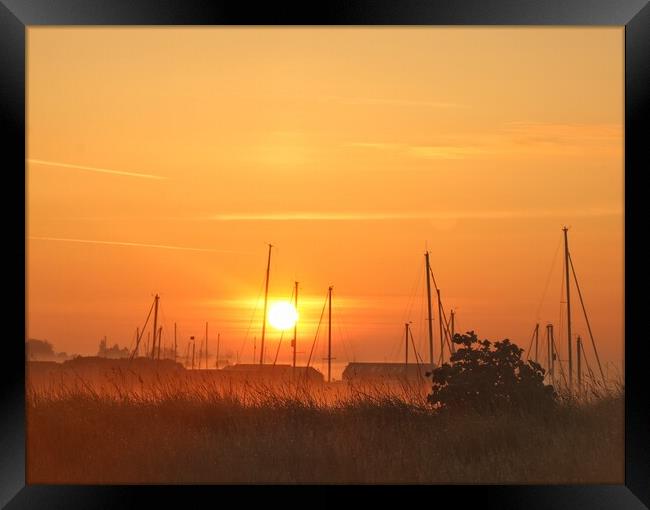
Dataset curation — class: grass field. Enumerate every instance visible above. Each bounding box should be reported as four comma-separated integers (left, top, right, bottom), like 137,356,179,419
26,377,624,484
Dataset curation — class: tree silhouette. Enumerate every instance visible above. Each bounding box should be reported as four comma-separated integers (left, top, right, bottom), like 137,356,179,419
25,338,72,362
427,331,555,412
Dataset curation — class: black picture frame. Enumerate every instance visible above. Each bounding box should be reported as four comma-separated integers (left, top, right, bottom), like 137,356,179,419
1,1,648,508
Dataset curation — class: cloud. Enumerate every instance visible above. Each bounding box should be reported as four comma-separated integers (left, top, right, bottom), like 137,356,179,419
27,159,167,180
330,96,468,109
205,296,363,310
28,236,248,254
211,212,426,221
501,122,622,147
407,145,487,160
346,141,485,160
209,208,622,222
346,142,404,150
346,122,622,160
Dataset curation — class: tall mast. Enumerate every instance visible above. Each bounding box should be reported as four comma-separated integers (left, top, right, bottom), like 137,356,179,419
191,336,195,370
546,323,553,384
437,288,443,364
425,252,434,366
577,336,582,395
549,324,557,385
450,309,456,354
568,251,607,387
405,322,409,366
563,227,573,390
260,244,273,365
150,294,160,359
205,322,209,369
534,323,539,363
327,286,333,383
216,333,220,369
293,281,298,369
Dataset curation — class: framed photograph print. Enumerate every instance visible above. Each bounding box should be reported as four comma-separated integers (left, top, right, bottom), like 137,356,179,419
1,0,648,508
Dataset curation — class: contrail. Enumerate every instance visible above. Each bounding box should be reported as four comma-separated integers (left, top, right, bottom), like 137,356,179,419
28,236,248,254
27,159,167,180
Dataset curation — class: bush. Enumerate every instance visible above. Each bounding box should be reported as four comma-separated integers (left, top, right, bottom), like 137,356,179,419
427,331,556,412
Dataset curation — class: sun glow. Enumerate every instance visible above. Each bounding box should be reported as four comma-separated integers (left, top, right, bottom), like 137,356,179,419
268,301,298,330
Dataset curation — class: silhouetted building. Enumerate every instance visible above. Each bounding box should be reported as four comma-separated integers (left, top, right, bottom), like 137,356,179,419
221,364,324,384
342,362,432,383
97,337,129,359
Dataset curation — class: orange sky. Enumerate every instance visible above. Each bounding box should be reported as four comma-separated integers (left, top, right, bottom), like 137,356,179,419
27,27,623,379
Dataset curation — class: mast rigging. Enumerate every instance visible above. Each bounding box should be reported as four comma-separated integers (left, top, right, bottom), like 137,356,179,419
259,244,273,364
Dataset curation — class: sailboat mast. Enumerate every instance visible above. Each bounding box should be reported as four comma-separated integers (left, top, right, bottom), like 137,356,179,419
577,336,582,394
546,323,553,383
405,322,409,366
205,322,209,369
216,333,220,369
450,309,456,354
425,252,434,366
534,323,539,363
151,294,159,359
293,281,298,369
327,286,333,383
563,227,573,391
568,251,607,386
260,244,273,365
550,324,557,385
437,289,443,364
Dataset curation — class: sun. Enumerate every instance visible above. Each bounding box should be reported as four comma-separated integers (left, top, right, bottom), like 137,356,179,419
268,301,298,330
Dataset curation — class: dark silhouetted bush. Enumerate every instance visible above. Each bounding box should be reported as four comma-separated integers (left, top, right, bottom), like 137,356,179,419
427,331,556,412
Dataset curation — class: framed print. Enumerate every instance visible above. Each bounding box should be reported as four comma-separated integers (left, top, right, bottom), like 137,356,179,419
1,0,649,508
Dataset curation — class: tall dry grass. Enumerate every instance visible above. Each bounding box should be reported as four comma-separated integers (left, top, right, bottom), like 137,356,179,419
26,374,624,484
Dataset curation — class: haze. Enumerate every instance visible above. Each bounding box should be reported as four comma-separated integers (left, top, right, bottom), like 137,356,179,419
27,27,623,377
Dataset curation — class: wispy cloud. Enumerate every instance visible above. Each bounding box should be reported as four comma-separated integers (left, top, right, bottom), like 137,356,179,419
209,208,622,222
346,142,485,160
407,145,487,160
211,212,427,221
205,296,364,310
27,159,167,180
346,142,404,150
330,96,468,109
28,236,247,254
346,122,622,161
501,121,622,146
